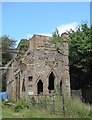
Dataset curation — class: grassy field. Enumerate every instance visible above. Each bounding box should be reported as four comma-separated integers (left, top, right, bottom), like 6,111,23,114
1,97,92,118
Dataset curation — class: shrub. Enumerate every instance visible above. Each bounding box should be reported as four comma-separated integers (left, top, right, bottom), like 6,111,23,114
14,99,27,112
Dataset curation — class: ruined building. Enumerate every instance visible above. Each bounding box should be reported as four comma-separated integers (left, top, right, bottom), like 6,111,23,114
6,34,70,101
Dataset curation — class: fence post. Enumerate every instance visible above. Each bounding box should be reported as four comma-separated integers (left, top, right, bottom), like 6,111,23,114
61,93,65,118
45,95,47,109
52,94,55,114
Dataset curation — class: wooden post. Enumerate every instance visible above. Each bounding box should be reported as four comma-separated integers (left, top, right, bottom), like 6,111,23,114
52,95,55,114
61,93,65,118
45,95,47,109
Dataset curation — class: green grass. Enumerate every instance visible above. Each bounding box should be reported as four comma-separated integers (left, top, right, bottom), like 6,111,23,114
2,105,62,118
64,97,91,118
1,97,92,118
0,101,2,119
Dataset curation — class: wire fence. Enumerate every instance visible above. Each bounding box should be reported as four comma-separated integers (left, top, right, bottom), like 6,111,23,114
26,92,92,118
27,93,65,117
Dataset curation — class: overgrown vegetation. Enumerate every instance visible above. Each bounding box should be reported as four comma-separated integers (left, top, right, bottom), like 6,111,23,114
14,99,27,112
64,97,91,118
51,22,92,103
1,96,92,118
17,39,29,52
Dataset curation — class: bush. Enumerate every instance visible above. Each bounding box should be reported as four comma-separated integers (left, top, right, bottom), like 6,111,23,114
14,99,27,112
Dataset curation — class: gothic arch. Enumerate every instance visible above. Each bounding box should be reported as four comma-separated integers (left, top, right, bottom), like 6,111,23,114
37,79,43,94
48,71,56,93
47,69,57,79
36,76,44,83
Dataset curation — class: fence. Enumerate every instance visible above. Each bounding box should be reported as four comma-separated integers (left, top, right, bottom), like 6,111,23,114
26,92,92,118
27,93,65,117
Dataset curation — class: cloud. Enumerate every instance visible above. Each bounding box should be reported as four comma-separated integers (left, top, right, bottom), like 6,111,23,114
57,22,78,35
27,34,33,39
27,22,78,39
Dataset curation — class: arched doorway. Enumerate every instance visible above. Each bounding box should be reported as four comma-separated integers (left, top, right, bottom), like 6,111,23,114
48,72,55,93
37,79,43,94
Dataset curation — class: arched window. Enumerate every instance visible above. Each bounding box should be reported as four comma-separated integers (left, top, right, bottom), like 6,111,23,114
37,79,43,94
48,72,55,93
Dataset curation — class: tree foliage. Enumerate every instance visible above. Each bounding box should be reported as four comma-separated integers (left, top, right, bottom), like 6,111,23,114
68,23,92,89
50,28,62,45
0,35,16,91
17,39,29,52
51,23,92,90
15,39,29,61
0,35,16,66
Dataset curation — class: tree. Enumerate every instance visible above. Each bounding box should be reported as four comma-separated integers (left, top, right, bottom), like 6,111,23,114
15,39,29,61
50,23,92,91
0,35,16,66
68,23,92,89
50,28,62,44
17,39,29,52
0,35,16,91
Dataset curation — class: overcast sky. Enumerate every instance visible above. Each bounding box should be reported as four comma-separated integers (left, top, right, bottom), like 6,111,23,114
2,2,90,45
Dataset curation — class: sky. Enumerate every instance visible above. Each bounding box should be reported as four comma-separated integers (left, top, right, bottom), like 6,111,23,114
2,2,90,45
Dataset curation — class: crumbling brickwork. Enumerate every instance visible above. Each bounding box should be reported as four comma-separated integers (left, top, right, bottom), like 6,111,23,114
6,34,70,101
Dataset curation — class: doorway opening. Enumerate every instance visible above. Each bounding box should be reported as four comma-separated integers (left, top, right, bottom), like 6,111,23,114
37,79,43,94
48,72,55,93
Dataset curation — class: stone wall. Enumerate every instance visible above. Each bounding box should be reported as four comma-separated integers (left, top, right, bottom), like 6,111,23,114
20,46,63,97
62,34,70,97
6,34,71,100
29,34,51,49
